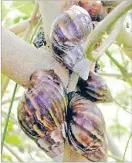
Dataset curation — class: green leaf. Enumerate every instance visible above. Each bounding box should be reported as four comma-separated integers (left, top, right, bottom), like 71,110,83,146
2,153,13,162
12,1,34,17
5,134,23,146
2,121,14,132
13,15,29,24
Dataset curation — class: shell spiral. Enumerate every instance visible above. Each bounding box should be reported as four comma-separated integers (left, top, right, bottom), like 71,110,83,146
77,71,112,103
17,70,68,160
66,92,108,161
50,5,93,70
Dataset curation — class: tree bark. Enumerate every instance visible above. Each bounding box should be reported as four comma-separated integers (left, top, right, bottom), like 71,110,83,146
2,26,69,88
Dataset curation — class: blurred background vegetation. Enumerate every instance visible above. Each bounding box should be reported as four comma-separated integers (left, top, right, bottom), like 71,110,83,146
1,1,132,162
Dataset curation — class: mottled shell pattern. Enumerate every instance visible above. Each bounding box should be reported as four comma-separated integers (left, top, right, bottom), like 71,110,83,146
50,5,93,70
66,92,108,161
17,70,68,160
77,71,113,103
33,26,46,48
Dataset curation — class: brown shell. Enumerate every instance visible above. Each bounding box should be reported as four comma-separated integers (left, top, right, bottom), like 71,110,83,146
77,71,113,103
50,5,93,70
78,0,106,21
17,70,68,160
62,0,106,21
66,92,108,161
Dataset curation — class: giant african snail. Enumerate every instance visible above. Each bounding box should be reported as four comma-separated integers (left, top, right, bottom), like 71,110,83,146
50,5,93,80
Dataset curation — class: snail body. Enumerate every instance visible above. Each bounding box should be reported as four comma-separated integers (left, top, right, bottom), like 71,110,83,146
50,5,93,80
17,70,68,160
66,92,108,161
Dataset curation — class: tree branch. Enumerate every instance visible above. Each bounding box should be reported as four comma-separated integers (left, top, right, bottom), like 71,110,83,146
92,15,125,60
9,2,40,35
2,26,69,88
38,0,66,45
84,0,132,61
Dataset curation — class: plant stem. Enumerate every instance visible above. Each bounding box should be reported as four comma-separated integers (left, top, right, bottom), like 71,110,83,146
1,77,10,99
84,0,132,61
108,154,123,162
98,72,131,77
114,99,132,114
9,16,40,35
2,95,21,105
92,15,125,60
23,2,39,40
67,72,79,92
2,111,18,125
123,133,132,161
106,50,132,84
1,83,18,152
29,17,42,44
4,144,23,162
107,131,123,159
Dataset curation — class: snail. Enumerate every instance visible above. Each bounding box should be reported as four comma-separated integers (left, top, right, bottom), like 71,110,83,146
62,0,106,22
66,92,108,161
17,70,68,161
33,26,46,48
50,5,93,80
78,0,106,22
77,71,112,103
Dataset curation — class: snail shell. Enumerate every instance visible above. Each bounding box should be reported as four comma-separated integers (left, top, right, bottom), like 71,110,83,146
50,5,93,80
17,70,68,161
33,26,46,48
66,92,108,161
63,0,106,22
78,0,106,22
77,71,113,103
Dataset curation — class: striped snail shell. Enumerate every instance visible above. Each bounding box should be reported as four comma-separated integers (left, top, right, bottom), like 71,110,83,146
66,92,108,161
17,70,68,161
33,26,46,48
50,5,93,80
78,0,106,22
77,71,112,103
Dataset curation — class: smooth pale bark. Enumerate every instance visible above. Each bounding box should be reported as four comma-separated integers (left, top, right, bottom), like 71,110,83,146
2,26,69,87
38,0,66,44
